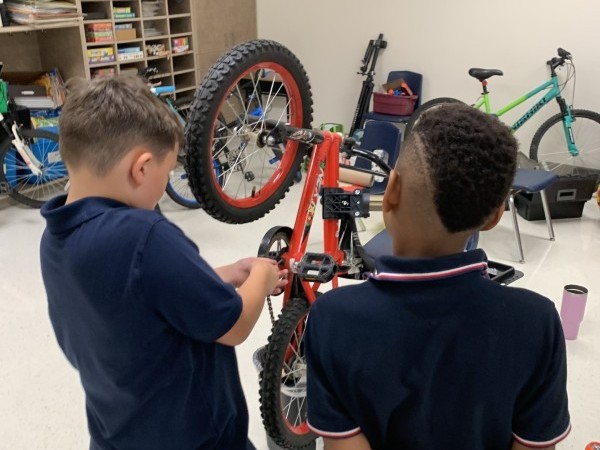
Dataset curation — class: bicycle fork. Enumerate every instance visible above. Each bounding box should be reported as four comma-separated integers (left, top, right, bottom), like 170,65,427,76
556,96,579,157
0,114,44,176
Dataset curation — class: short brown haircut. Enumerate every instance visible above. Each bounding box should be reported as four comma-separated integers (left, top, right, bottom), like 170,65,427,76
59,75,183,175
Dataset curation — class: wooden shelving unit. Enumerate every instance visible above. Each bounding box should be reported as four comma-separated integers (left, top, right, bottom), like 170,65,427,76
0,0,257,102
80,0,197,97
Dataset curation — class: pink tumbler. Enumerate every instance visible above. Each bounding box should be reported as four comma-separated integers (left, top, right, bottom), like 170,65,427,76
559,284,588,340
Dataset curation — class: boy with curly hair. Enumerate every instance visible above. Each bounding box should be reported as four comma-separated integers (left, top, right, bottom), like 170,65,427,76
40,75,286,449
306,103,570,450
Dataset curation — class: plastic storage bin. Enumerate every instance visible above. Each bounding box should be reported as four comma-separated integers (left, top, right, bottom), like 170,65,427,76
372,92,417,116
514,169,599,220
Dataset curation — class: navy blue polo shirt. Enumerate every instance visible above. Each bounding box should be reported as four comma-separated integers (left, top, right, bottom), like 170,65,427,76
306,249,570,450
40,195,254,450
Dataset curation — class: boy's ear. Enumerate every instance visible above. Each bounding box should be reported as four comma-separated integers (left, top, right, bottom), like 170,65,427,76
130,151,154,186
480,203,505,231
382,170,401,213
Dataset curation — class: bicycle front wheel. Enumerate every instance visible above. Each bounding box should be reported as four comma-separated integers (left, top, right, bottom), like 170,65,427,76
0,129,67,208
185,39,313,223
530,109,600,173
165,156,201,209
404,97,465,138
260,295,317,449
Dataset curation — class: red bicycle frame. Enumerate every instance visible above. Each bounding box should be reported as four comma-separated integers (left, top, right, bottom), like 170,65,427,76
282,130,345,305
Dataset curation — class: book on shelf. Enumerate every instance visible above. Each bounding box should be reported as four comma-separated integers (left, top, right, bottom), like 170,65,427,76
172,37,189,53
117,46,141,53
114,12,135,19
114,23,133,30
87,47,114,58
86,31,114,41
89,55,116,65
87,36,114,43
86,31,113,37
112,7,131,13
117,51,144,62
85,22,112,31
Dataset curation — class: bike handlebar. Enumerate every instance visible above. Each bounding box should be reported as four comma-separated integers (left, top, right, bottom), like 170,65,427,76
256,119,392,176
547,47,572,70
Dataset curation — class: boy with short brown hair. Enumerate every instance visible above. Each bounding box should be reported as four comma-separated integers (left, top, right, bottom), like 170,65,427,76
40,75,285,449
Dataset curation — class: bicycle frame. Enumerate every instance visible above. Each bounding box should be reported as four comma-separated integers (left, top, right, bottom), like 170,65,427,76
472,73,579,155
258,124,388,307
284,130,344,305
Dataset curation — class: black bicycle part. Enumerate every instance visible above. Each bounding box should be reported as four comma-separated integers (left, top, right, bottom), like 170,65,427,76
259,295,316,449
338,216,375,279
258,225,293,265
185,39,313,224
321,187,370,219
348,33,387,138
295,252,337,283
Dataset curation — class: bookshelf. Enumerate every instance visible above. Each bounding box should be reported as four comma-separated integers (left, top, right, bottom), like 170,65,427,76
80,0,198,98
0,20,87,81
0,0,256,101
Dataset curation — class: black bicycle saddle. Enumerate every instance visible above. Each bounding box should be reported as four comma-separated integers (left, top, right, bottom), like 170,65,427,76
468,68,504,81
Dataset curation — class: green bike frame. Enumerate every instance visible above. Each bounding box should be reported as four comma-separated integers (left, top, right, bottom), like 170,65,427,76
472,75,579,156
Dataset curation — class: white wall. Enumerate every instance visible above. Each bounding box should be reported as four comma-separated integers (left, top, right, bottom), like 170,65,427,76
256,0,600,151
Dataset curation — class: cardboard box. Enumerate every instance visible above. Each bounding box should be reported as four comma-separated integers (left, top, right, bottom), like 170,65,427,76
115,28,136,41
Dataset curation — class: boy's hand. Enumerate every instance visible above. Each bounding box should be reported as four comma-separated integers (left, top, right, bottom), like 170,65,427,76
216,257,288,294
250,258,288,296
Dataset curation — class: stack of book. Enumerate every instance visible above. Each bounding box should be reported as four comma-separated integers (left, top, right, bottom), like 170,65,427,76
6,0,80,25
88,47,115,65
117,46,144,62
172,37,189,53
113,6,135,19
85,23,114,43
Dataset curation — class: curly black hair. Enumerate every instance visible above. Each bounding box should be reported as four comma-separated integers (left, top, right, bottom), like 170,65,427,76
405,103,518,233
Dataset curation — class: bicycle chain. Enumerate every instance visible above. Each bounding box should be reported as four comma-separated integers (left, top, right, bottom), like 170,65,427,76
266,295,275,327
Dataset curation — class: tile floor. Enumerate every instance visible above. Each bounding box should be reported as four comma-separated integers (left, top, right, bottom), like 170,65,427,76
0,184,598,449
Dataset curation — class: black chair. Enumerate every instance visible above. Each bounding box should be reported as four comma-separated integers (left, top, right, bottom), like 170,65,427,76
363,70,423,125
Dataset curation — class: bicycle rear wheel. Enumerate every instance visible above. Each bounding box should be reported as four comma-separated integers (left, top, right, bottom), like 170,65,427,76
404,97,465,138
260,295,317,449
165,156,201,209
0,129,67,208
185,39,313,224
530,109,600,173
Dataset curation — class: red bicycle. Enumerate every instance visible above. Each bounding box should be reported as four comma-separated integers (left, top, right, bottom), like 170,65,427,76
185,39,391,449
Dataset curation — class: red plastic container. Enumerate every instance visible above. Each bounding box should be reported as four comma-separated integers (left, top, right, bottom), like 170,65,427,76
372,92,417,116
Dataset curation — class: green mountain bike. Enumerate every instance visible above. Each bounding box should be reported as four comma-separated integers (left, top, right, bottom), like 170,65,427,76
405,48,600,174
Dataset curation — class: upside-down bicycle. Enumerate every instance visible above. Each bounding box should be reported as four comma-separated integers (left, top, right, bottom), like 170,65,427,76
184,39,395,449
184,39,526,450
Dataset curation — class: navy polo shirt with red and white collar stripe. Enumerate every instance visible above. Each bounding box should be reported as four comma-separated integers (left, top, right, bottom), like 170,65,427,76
306,249,570,450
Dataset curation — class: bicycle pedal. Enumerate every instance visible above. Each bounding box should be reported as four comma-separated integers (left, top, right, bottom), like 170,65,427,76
294,253,337,283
